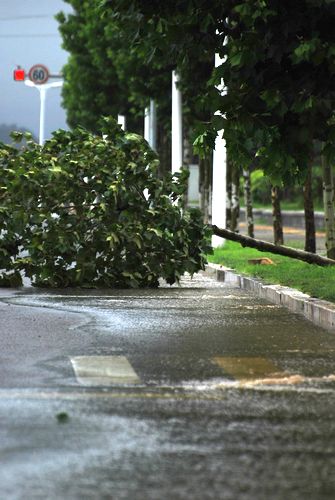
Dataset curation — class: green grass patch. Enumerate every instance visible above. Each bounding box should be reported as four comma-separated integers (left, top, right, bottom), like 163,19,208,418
207,241,335,303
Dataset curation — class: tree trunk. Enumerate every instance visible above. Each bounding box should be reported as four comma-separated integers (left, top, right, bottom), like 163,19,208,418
322,154,335,259
182,133,192,208
199,157,212,224
226,158,232,229
156,122,171,178
230,163,240,232
211,225,335,266
243,167,254,238
303,160,316,253
199,158,206,218
271,185,284,245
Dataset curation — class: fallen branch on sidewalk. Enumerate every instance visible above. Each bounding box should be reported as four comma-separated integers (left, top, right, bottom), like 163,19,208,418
211,225,335,267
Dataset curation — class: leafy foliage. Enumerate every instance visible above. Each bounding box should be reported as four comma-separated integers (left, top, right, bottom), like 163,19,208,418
101,0,219,122
0,118,211,288
57,1,335,187
57,1,218,144
56,2,143,133
216,0,335,183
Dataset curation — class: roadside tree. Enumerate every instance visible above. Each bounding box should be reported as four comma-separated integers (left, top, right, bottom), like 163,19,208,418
215,0,335,256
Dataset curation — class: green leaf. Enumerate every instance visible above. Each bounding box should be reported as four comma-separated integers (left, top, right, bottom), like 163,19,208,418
229,53,243,67
148,228,163,237
133,235,142,249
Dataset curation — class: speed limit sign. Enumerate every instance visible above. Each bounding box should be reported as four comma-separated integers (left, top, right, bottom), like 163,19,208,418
28,64,49,84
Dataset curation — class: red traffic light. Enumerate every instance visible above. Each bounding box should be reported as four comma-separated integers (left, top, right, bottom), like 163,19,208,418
13,68,25,81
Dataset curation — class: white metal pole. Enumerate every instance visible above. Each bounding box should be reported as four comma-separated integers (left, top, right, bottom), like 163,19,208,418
211,53,227,248
39,87,46,146
171,71,183,173
212,132,227,247
143,105,151,201
144,106,150,142
117,114,126,131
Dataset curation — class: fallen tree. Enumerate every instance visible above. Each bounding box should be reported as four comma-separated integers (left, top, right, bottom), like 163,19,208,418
211,225,335,267
0,120,211,288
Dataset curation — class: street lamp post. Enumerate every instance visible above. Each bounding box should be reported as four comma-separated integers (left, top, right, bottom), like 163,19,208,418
24,80,64,145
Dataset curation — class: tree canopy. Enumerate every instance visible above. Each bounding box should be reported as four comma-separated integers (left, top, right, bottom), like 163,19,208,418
57,0,218,137
214,0,335,183
57,0,335,185
56,1,143,133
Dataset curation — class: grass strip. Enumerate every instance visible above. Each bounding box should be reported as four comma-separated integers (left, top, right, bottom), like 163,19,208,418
207,241,335,303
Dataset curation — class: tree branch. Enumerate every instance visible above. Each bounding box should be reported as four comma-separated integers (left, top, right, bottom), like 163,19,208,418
211,225,335,267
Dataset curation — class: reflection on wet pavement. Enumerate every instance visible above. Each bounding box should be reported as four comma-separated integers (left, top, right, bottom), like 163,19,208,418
213,356,286,381
2,272,335,499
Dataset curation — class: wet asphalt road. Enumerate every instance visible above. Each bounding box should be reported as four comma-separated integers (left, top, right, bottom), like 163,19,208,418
1,273,335,499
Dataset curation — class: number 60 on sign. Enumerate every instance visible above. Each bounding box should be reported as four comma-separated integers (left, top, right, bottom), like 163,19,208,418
28,64,49,84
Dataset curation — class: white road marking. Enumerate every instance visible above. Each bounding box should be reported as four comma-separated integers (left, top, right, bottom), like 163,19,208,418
70,356,141,386
213,356,287,383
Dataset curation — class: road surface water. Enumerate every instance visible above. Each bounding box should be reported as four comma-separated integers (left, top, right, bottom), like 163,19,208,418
0,273,335,499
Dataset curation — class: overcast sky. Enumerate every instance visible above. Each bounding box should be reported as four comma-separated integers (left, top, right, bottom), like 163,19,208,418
0,0,72,140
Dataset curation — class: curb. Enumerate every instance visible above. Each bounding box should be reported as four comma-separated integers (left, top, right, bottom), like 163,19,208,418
205,263,335,332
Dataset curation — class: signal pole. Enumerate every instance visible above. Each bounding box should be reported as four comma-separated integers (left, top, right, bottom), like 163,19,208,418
24,80,63,145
